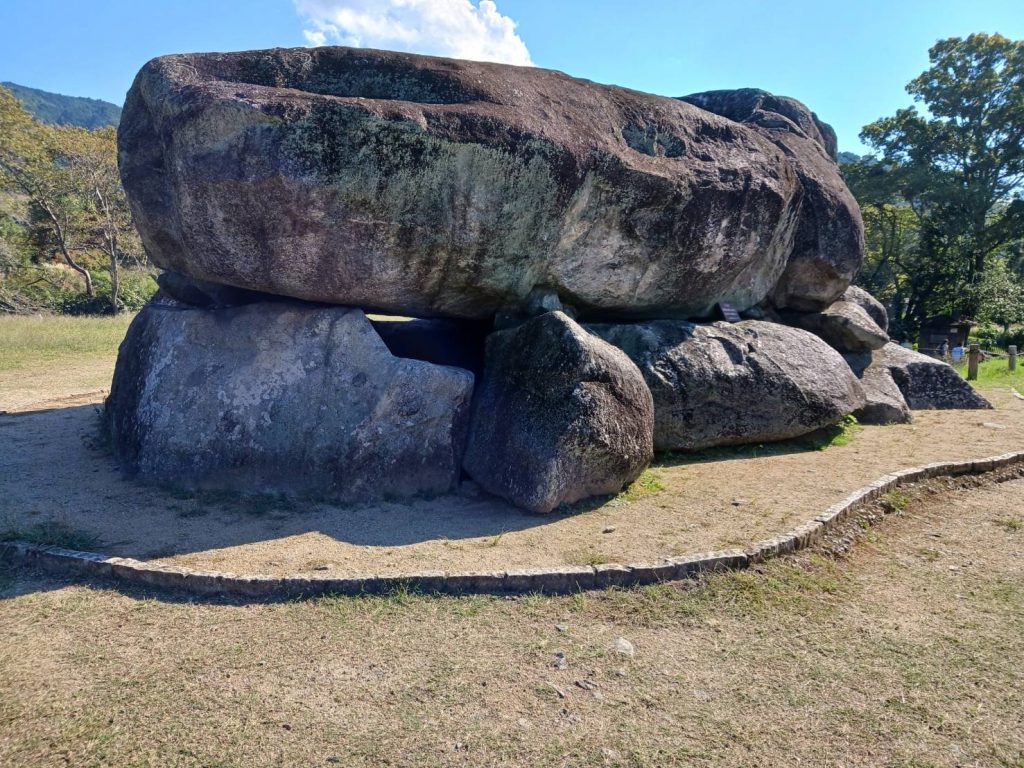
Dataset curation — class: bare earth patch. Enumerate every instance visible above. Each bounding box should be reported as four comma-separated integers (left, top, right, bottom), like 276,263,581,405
1,474,1022,767
1,382,1022,576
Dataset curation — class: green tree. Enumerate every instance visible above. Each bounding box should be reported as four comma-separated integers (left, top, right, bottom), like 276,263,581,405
856,33,1024,326
0,86,143,311
66,126,143,313
0,86,95,295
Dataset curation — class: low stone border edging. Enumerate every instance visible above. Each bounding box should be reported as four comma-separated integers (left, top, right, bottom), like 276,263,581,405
3,450,1022,599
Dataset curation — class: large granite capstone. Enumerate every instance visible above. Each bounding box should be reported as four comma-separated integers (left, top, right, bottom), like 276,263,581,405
106,297,474,501
118,46,806,320
680,89,865,311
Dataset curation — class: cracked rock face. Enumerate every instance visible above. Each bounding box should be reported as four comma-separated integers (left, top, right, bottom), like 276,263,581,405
589,319,866,451
462,312,654,513
679,89,864,311
106,297,474,501
119,46,804,321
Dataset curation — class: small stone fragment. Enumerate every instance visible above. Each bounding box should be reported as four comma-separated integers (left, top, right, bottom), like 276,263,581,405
612,637,635,657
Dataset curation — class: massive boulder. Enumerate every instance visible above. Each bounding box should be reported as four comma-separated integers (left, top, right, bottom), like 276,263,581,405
106,297,474,501
679,89,864,311
873,343,992,410
588,320,866,451
781,300,889,353
463,312,654,513
119,46,805,321
843,352,912,425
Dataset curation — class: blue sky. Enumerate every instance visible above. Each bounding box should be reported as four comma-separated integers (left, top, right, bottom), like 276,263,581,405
1,0,1021,153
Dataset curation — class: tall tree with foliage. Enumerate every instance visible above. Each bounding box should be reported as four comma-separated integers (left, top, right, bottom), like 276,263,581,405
0,86,143,311
850,33,1024,330
67,126,143,313
0,86,95,295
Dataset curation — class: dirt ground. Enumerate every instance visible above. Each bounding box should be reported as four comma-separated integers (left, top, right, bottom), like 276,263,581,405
2,474,1022,767
1,371,1022,576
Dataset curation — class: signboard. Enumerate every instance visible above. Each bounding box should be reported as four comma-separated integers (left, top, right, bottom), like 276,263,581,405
717,302,741,323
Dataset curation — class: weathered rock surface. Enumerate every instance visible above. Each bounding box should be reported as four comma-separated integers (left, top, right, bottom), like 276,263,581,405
588,320,866,451
843,352,912,425
873,343,992,410
106,298,474,500
781,300,889,353
119,46,805,321
842,285,888,331
463,312,654,513
679,89,864,311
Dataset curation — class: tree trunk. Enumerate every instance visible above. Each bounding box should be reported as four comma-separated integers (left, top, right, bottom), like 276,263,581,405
59,244,93,296
108,241,120,314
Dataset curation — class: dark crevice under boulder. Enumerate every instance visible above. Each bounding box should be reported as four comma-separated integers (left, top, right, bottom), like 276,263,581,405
588,319,865,451
369,316,490,376
106,298,475,502
462,312,654,513
155,270,275,309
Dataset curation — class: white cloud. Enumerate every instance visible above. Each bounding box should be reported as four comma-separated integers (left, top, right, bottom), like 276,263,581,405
294,0,533,66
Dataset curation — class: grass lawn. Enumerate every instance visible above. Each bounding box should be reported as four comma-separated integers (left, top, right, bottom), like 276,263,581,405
0,313,133,371
954,355,1024,391
2,479,1023,767
0,313,133,411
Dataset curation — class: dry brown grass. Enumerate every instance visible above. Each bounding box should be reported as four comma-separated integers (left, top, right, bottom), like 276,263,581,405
2,478,1023,767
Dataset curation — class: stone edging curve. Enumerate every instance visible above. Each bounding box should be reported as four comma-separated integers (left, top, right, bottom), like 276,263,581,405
3,451,1022,600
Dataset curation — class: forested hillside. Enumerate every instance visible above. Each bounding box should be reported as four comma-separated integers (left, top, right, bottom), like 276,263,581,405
1,82,121,129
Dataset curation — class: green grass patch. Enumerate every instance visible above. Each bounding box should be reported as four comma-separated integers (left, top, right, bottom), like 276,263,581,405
0,520,101,551
824,414,861,448
954,356,1024,391
993,516,1022,533
614,468,665,503
0,313,133,372
881,490,913,513
564,549,618,567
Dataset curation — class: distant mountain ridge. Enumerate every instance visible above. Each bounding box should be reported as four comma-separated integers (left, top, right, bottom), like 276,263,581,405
1,81,121,129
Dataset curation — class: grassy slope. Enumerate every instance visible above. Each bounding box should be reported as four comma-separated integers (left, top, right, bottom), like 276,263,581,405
0,314,134,410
